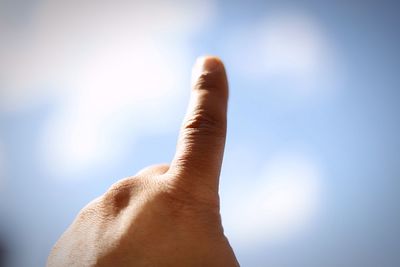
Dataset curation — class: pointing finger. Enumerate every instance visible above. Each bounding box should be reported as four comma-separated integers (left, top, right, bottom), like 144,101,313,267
170,56,228,191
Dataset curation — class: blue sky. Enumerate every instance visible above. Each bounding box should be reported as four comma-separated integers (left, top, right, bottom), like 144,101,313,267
1,0,400,266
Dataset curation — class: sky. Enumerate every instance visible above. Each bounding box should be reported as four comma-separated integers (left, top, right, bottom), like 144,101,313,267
1,0,400,266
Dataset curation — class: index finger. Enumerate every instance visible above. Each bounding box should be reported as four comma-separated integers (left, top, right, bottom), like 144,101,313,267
169,56,228,191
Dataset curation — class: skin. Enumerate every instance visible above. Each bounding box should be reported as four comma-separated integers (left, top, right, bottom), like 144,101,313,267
47,56,240,267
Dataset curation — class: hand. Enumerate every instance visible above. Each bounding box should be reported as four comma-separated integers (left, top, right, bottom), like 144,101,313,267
47,56,239,267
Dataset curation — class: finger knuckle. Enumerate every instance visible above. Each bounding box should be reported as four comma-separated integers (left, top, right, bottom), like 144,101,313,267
194,68,227,93
101,177,140,214
184,109,225,138
194,72,219,90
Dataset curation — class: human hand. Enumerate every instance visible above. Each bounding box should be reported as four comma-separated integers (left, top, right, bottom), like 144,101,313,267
47,56,239,267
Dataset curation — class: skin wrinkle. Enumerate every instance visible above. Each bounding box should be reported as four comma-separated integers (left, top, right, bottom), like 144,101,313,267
182,111,226,138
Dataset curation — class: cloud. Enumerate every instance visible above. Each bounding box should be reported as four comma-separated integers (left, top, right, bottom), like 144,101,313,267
222,150,321,244
226,9,337,95
39,41,187,174
0,0,216,175
0,0,215,110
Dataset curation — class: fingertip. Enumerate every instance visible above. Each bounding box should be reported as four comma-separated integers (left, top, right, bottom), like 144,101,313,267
195,55,224,73
191,56,228,99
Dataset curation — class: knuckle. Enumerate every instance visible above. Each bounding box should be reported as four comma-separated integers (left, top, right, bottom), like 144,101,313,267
193,71,227,94
106,177,137,194
101,177,140,214
194,72,219,90
183,109,225,138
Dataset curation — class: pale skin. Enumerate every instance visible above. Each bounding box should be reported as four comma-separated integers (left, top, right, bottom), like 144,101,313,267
47,56,239,266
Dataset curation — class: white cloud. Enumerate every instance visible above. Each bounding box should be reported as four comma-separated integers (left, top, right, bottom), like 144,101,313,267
222,150,321,244
259,13,325,78
40,43,188,174
0,0,216,175
227,9,336,95
1,1,215,111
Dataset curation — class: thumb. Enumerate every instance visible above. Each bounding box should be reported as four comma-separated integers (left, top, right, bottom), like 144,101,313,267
170,56,228,191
